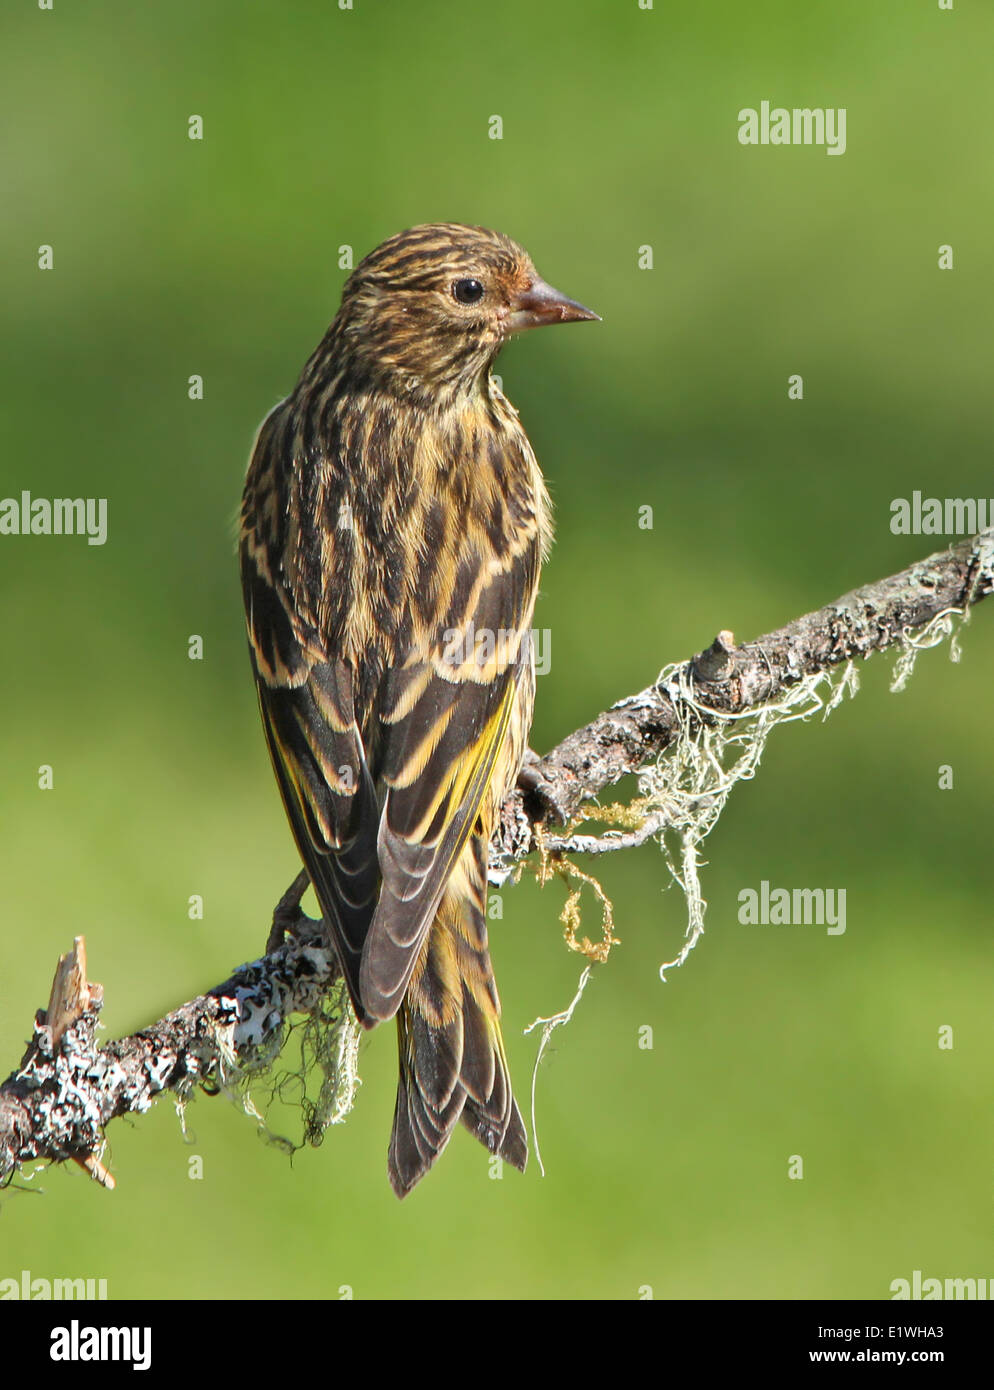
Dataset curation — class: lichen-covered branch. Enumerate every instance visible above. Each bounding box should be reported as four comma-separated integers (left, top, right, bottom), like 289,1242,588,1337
0,925,344,1187
2,530,991,1186
494,529,993,862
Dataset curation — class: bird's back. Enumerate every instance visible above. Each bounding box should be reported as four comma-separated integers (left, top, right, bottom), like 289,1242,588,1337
241,370,547,1191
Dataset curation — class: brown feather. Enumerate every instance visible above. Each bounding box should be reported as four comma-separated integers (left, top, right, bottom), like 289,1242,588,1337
239,223,594,1194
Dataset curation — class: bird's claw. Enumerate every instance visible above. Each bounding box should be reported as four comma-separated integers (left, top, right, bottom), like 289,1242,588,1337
517,750,570,827
265,869,311,954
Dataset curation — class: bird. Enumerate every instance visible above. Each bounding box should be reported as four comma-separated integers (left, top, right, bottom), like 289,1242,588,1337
239,223,598,1197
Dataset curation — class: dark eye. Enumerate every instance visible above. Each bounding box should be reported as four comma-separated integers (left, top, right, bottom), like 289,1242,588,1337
452,278,485,305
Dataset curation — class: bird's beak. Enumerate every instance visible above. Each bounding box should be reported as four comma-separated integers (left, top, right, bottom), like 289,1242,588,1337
506,277,601,334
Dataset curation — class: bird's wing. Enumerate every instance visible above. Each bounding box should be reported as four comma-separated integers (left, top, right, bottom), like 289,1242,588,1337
242,494,539,1029
241,542,382,1019
359,536,539,1022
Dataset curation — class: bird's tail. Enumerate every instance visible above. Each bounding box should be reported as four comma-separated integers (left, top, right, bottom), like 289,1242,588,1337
387,847,527,1198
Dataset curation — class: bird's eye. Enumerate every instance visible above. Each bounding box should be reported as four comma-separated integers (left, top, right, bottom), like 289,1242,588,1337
452,278,485,305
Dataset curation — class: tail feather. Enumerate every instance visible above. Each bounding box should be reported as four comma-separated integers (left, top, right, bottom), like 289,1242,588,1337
389,1002,527,1198
460,1023,528,1173
386,874,527,1198
388,1044,464,1193
462,1093,528,1173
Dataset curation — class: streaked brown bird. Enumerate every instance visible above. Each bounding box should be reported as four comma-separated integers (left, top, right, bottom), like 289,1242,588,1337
239,223,598,1196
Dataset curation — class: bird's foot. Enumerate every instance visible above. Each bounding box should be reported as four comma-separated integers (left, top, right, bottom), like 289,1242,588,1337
517,749,571,827
265,869,314,954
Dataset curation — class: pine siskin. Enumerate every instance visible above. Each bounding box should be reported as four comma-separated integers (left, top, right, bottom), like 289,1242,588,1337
239,223,598,1196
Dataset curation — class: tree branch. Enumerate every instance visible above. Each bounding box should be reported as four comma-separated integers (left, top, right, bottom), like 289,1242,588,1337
3,530,991,1185
494,529,993,861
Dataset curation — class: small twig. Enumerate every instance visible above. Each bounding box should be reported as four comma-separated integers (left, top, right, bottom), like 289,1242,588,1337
541,808,670,857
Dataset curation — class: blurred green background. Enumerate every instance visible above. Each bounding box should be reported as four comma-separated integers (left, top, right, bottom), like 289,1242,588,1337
2,0,991,1300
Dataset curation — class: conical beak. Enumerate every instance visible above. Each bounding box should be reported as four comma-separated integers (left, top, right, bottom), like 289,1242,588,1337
507,276,601,333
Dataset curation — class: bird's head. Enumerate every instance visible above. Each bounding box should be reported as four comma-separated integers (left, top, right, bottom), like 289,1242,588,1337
334,223,599,401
